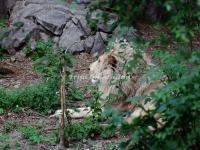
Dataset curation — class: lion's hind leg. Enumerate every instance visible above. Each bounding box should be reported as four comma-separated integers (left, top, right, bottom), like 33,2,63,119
49,107,92,119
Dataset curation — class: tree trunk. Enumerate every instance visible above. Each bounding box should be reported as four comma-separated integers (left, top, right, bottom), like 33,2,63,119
59,60,68,149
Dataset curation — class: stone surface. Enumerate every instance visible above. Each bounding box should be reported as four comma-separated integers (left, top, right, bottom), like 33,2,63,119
59,21,85,53
33,9,71,35
84,36,94,52
90,32,105,56
100,32,108,42
1,0,118,54
1,20,38,49
78,17,91,35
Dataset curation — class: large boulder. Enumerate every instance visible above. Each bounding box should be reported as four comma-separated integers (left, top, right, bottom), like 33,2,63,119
0,0,112,55
2,0,73,50
90,32,106,56
1,20,38,50
59,21,85,53
32,9,72,35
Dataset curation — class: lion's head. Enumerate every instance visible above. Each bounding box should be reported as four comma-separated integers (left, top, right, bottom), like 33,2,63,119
89,41,136,99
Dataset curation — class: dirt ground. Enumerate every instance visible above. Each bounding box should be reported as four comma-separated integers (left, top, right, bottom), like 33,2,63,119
0,109,126,150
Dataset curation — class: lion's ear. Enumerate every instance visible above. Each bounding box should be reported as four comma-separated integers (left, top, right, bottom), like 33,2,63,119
108,55,117,68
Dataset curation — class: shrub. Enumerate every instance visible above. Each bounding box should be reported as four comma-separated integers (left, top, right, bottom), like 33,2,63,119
119,48,200,149
0,81,60,114
23,39,54,60
89,0,200,43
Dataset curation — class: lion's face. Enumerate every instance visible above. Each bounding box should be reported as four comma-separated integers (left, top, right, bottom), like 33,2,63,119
89,54,117,84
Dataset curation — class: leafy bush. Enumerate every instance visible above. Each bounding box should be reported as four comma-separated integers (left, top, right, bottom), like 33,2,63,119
90,0,200,43
0,19,7,29
18,126,54,144
34,50,74,80
23,39,54,60
3,121,17,133
0,81,60,114
64,117,102,141
119,48,200,149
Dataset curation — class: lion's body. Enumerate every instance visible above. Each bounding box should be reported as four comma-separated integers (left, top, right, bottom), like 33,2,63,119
89,41,163,123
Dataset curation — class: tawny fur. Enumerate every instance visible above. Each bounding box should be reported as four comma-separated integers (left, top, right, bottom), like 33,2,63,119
90,40,163,123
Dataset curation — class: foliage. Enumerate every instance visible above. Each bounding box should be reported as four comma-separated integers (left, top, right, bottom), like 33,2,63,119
90,0,200,43
63,117,102,141
0,134,11,150
57,89,115,142
117,48,200,150
23,40,54,60
0,133,21,150
0,81,60,114
3,121,17,133
59,117,115,142
27,40,75,81
13,21,24,29
0,19,7,29
17,126,54,144
34,52,74,81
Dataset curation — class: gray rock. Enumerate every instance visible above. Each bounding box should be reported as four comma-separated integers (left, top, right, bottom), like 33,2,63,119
100,32,108,42
2,0,112,55
2,0,73,51
74,10,91,36
1,20,38,50
90,32,105,56
10,1,72,25
72,17,79,25
84,36,94,52
33,9,71,35
6,0,20,10
76,15,91,36
59,21,85,53
90,9,118,33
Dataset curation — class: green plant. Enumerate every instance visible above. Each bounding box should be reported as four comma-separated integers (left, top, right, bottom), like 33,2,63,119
63,117,102,142
0,19,7,29
13,21,24,29
3,121,17,133
118,48,200,149
0,134,11,150
33,46,74,81
23,39,54,60
17,126,54,144
0,81,60,114
90,0,200,43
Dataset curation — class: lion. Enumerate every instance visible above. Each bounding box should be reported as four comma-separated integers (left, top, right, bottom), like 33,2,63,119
89,40,163,123
51,40,163,125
